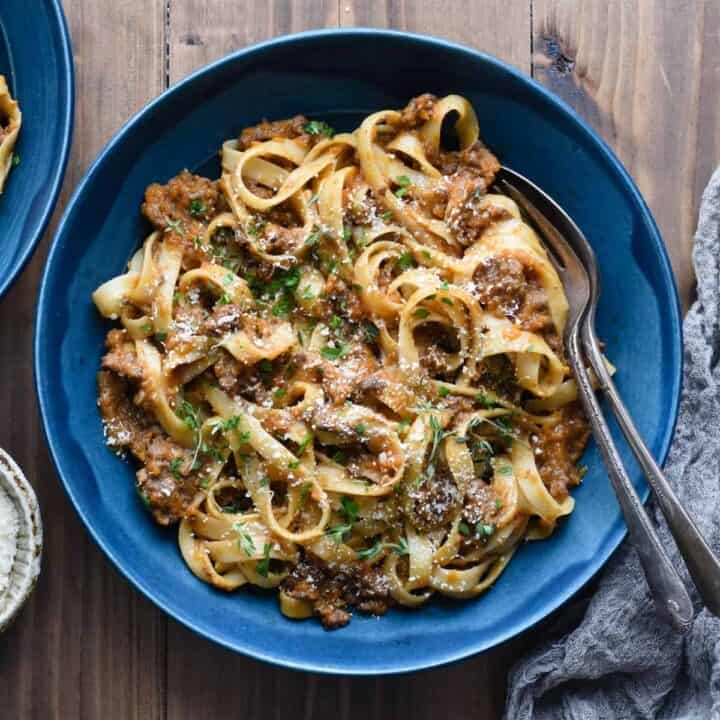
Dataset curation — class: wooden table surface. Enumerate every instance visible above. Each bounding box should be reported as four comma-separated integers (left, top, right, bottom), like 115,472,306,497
1,1,716,717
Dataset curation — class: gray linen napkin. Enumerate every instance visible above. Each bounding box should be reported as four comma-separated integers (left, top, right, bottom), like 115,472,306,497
504,168,720,720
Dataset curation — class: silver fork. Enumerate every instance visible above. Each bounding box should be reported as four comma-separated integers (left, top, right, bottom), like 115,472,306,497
495,166,720,631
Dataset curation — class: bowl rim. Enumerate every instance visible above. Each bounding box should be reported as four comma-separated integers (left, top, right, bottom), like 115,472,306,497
0,0,75,298
34,27,683,675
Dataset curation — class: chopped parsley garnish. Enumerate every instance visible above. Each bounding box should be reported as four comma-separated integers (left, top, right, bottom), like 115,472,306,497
329,314,343,330
141,321,152,333
247,219,267,236
458,522,471,537
474,392,496,408
418,414,453,485
357,536,410,560
154,332,167,342
325,524,353,543
495,498,503,510
498,465,512,475
396,251,415,271
177,400,200,431
164,217,185,235
273,388,287,401
413,308,430,319
11,153,20,167
233,522,256,557
299,481,313,505
324,496,359,544
396,418,410,434
394,174,411,198
188,199,206,217
343,225,353,242
305,229,322,246
438,386,450,398
355,423,366,436
300,286,316,301
389,537,409,556
303,119,335,137
307,193,320,207
320,341,350,361
258,359,273,375
381,210,393,222
441,297,453,306
363,322,379,344
296,433,314,455
256,542,272,576
341,496,359,523
477,523,495,538
272,293,295,317
357,539,383,561
168,458,183,479
217,293,232,305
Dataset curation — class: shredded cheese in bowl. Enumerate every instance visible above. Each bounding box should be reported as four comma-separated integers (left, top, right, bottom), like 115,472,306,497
0,486,18,597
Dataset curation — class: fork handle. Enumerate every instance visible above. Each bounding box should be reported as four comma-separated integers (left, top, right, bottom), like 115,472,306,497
582,324,720,617
568,334,694,631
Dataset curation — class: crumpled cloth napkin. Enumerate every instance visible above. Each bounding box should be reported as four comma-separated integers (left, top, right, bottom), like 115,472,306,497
504,168,720,720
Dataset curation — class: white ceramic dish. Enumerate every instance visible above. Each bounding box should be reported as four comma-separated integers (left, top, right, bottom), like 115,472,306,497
0,448,42,631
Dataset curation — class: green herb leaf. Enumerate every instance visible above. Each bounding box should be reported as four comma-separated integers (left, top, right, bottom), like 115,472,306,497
396,251,415,271
413,308,430,319
438,386,450,398
303,120,335,137
458,521,471,537
189,199,206,218
256,542,272,576
164,217,185,235
233,522,257,557
356,538,383,561
168,458,183,478
320,341,350,361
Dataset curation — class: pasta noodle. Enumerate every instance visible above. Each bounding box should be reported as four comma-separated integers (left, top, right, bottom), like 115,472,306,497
93,94,599,629
0,75,21,193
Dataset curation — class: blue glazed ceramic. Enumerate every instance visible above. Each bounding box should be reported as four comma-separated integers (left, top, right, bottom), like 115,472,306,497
35,30,682,675
0,0,74,298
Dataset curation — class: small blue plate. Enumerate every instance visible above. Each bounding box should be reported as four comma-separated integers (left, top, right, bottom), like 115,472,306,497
0,0,74,298
35,30,682,675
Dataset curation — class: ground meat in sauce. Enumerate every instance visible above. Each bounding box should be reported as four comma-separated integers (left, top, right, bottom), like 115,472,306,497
142,171,222,266
101,329,143,380
282,555,393,629
237,115,317,150
473,255,561,347
399,93,438,129
97,370,199,525
445,174,511,245
404,465,461,532
463,478,501,526
523,403,590,501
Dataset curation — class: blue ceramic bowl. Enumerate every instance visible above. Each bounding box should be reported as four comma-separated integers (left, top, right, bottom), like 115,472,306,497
35,30,682,675
0,0,74,298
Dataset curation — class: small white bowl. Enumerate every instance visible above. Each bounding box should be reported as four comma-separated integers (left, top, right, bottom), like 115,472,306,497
0,448,42,631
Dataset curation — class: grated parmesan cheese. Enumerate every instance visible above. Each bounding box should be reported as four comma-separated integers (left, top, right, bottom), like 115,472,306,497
0,486,18,598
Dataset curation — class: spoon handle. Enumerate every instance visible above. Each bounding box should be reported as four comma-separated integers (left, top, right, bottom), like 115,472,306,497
568,331,694,631
582,323,720,617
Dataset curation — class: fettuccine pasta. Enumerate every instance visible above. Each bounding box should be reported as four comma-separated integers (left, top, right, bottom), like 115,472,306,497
93,95,597,629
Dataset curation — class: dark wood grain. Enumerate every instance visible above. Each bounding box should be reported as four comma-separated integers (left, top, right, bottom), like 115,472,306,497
534,0,719,309
1,1,712,718
0,2,167,719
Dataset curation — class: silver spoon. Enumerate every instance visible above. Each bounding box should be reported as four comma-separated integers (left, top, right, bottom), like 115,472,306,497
494,166,709,631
